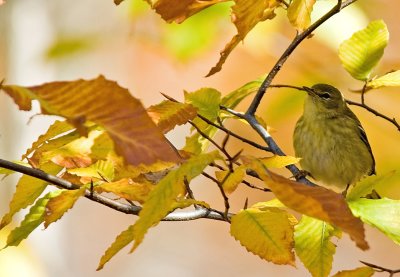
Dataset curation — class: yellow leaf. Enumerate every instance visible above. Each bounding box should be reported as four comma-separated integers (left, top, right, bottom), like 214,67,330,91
22,120,75,160
287,0,316,32
367,70,400,89
95,178,153,204
331,266,374,277
98,151,219,269
68,159,115,183
259,155,301,168
230,207,295,265
147,100,197,133
44,187,86,228
295,216,340,277
0,162,62,229
216,165,246,195
207,0,280,76
2,76,181,166
244,157,369,250
97,225,134,271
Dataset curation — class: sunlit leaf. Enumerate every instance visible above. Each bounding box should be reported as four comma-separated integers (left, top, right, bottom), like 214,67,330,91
95,178,154,204
331,266,374,277
221,78,263,108
347,171,400,201
295,216,340,277
171,197,210,210
1,76,180,166
183,88,221,154
230,207,295,265
216,165,246,195
97,224,134,271
367,70,400,89
130,151,219,251
339,20,389,80
23,120,75,160
244,157,368,250
44,187,86,228
259,155,301,168
41,129,103,168
287,0,316,32
147,100,197,133
98,151,219,269
207,0,280,76
5,190,62,247
0,162,62,229
144,0,226,23
349,198,400,245
68,160,115,183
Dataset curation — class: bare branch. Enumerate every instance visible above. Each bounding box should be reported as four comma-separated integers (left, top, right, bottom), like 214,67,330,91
361,261,400,276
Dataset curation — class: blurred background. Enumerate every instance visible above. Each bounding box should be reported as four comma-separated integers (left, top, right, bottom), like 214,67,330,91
0,0,399,276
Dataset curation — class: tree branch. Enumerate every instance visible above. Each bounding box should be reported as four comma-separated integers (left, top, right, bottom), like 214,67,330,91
0,158,230,222
346,100,400,132
361,261,400,277
247,0,356,115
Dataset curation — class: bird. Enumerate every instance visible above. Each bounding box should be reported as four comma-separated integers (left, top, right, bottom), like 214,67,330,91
293,83,375,193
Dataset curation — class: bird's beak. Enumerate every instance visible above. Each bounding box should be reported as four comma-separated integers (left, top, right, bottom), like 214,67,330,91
303,86,316,96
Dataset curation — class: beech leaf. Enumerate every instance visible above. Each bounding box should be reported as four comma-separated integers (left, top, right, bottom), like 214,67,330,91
98,151,219,269
147,100,197,133
367,70,400,89
331,267,375,277
1,76,181,166
5,190,62,247
207,0,280,76
244,157,369,250
339,20,389,80
349,198,400,245
0,162,62,229
230,207,295,265
144,0,226,23
295,216,340,277
44,187,86,228
287,0,316,32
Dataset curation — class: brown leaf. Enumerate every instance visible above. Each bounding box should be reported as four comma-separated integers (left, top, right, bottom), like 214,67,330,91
207,0,280,76
147,100,197,133
2,76,181,166
147,0,226,23
245,157,369,250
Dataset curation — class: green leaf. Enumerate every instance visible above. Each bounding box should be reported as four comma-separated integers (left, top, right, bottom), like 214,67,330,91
331,266,375,277
183,88,222,154
230,207,295,265
339,20,389,80
0,162,62,229
5,190,62,247
367,70,400,89
349,198,400,244
44,187,86,228
295,216,340,277
221,78,263,108
98,151,219,269
287,0,317,32
347,171,400,201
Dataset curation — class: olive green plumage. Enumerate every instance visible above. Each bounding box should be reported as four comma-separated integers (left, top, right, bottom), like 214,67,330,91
293,84,375,191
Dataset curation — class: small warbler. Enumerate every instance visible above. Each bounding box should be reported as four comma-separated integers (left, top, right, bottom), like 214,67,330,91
293,84,375,192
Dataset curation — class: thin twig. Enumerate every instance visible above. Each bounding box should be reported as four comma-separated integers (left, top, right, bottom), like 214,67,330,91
197,114,271,152
346,100,400,132
361,261,400,277
247,0,356,115
0,158,229,222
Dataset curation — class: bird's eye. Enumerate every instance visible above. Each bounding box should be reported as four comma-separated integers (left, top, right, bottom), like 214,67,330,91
319,92,331,99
